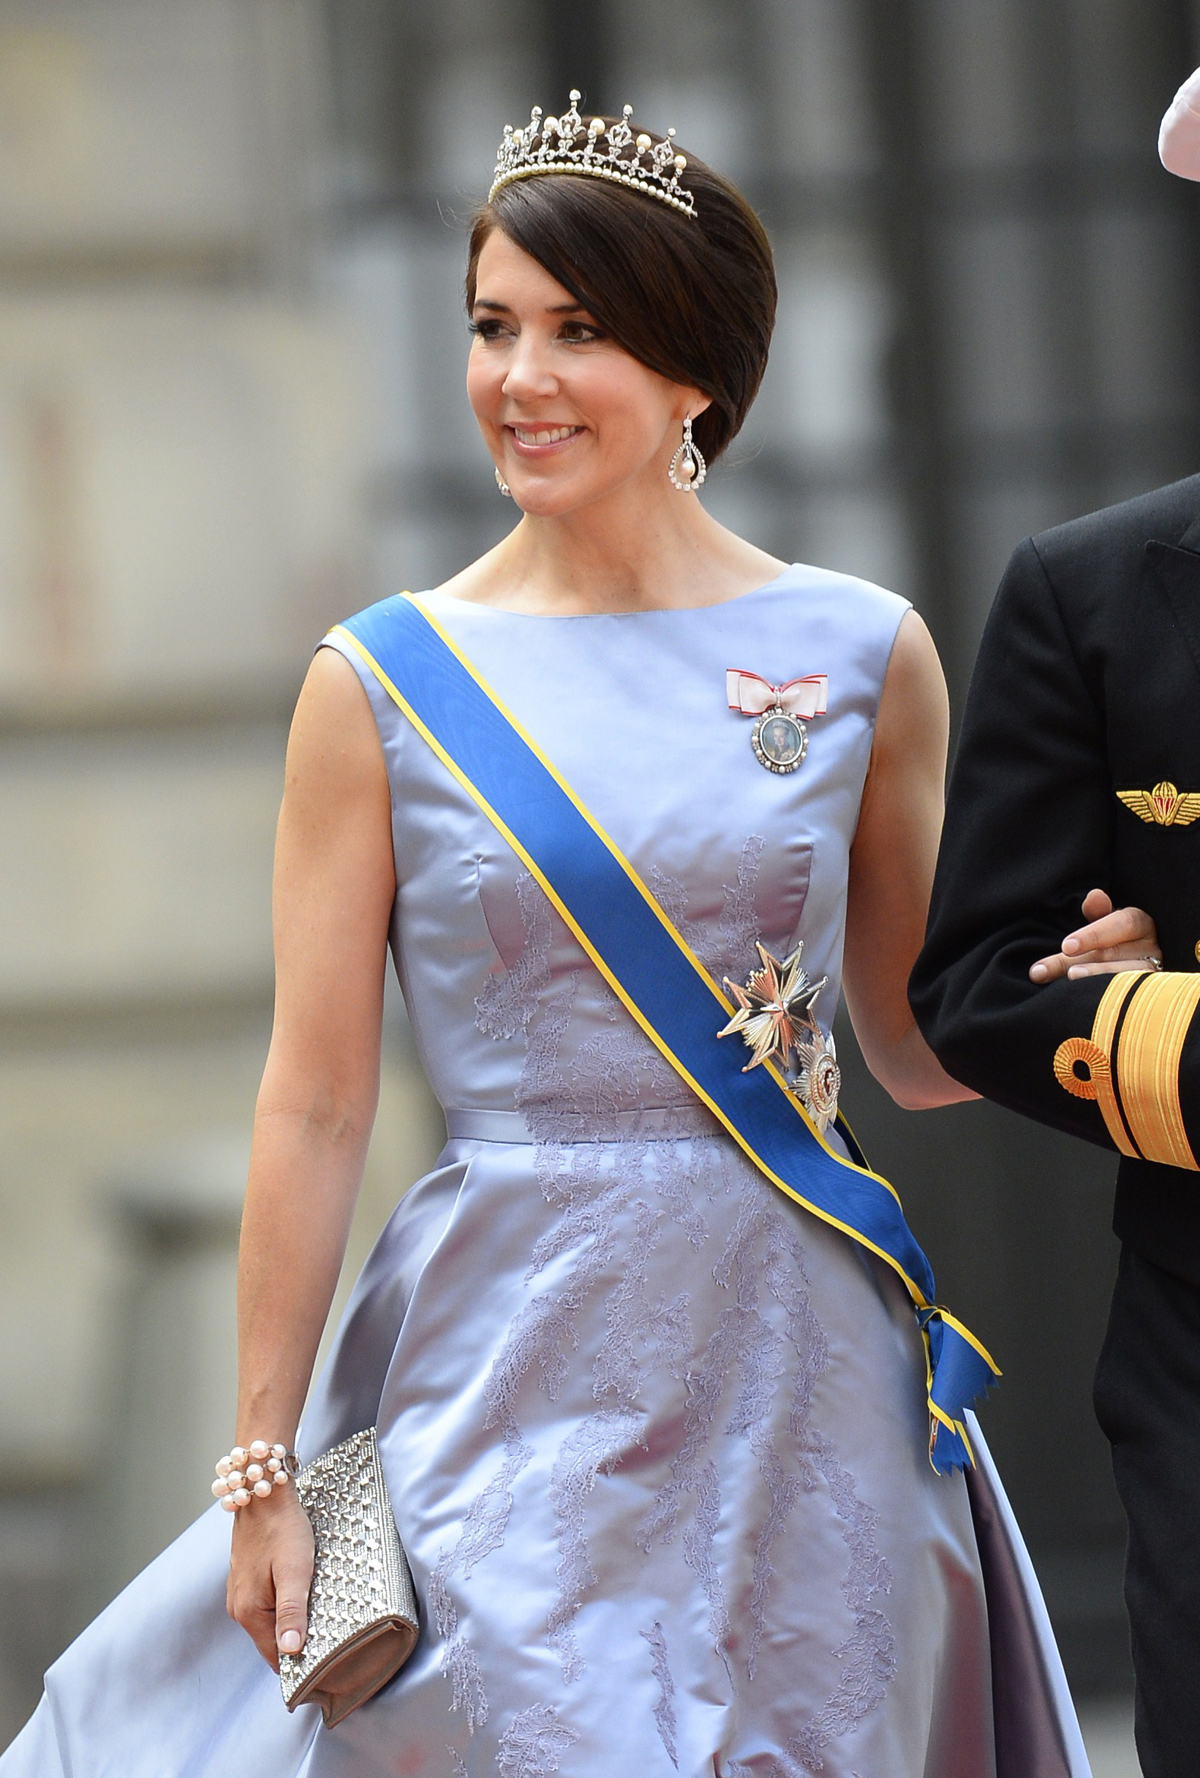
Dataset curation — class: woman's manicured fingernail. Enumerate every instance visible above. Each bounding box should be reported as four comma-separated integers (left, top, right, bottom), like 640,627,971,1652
279,1630,301,1653
1062,937,1080,954
1030,964,1048,981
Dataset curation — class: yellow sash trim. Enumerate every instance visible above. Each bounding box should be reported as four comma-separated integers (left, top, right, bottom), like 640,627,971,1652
921,1334,977,1463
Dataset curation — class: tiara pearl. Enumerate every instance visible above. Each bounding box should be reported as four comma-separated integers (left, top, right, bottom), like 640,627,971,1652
490,91,696,218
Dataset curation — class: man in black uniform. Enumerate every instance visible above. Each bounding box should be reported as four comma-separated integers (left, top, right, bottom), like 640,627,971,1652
913,76,1200,1777
910,473,1200,1771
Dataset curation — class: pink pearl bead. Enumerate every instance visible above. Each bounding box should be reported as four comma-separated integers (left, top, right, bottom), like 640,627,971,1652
246,1464,263,1483
249,1440,269,1461
229,1447,247,1467
253,1478,273,1498
220,1496,238,1513
225,1471,243,1491
211,1478,229,1499
271,1444,287,1460
266,1457,281,1473
216,1457,232,1478
232,1488,251,1508
272,1470,289,1487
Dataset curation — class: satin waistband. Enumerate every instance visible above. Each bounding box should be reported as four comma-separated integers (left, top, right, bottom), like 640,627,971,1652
443,1106,718,1145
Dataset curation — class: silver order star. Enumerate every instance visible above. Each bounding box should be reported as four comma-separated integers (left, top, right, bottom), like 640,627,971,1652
718,940,828,1074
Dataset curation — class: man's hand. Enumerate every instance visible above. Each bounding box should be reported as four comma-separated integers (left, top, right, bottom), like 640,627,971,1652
1029,888,1162,983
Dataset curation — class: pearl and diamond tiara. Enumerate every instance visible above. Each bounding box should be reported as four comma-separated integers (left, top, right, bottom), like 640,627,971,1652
489,90,696,219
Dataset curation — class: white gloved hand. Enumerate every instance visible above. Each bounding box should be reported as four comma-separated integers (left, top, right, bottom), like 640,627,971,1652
1159,67,1200,179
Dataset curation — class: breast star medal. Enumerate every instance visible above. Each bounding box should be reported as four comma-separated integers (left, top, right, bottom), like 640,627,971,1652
1117,781,1200,826
726,669,828,774
717,939,841,1132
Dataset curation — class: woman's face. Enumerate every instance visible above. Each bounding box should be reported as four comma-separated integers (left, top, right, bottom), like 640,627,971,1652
466,227,708,518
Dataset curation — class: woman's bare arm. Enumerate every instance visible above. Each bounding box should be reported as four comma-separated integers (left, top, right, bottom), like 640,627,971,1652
842,611,977,1111
845,616,1160,1107
227,646,396,1669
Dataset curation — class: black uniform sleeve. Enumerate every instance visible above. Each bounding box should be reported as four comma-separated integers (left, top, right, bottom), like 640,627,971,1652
909,536,1117,1149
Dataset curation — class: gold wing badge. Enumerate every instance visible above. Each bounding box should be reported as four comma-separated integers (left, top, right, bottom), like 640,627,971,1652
1116,781,1200,826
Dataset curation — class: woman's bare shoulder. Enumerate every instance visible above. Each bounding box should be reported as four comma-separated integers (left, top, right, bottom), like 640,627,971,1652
870,609,949,770
284,647,387,800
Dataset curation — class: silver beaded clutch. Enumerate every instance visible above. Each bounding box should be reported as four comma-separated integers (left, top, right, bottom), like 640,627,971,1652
279,1426,419,1728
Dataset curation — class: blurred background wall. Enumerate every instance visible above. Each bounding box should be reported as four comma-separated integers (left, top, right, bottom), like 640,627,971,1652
2,0,1200,1758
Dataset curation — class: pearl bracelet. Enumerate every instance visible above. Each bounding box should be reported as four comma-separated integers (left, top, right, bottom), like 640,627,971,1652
211,1441,299,1512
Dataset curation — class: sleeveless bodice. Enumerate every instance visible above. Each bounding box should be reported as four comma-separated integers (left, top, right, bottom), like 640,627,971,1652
327,565,910,1135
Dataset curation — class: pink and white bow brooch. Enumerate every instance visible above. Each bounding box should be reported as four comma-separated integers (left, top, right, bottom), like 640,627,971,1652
726,669,828,774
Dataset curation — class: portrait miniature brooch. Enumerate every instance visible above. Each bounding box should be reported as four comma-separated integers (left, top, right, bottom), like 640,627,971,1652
718,939,841,1132
726,669,828,773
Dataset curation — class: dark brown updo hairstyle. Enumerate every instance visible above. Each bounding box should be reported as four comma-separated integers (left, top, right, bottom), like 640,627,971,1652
465,122,777,465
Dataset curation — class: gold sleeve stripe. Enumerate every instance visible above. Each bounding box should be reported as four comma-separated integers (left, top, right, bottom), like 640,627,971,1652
1114,972,1200,1171
1090,971,1144,1157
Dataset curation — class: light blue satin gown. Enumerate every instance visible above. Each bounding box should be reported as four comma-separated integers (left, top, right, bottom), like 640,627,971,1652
2,567,1091,1777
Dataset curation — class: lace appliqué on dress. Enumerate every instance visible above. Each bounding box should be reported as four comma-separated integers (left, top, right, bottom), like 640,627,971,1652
428,1414,534,1727
476,872,554,1040
592,1192,695,1408
497,1704,581,1778
547,1410,643,1680
641,1621,680,1769
714,832,769,982
639,1174,823,1667
786,1433,897,1775
650,832,774,986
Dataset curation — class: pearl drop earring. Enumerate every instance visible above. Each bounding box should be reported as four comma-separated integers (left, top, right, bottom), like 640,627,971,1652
668,414,707,491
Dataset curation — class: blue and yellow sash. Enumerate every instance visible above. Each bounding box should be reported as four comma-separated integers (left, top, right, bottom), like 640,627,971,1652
331,593,999,1472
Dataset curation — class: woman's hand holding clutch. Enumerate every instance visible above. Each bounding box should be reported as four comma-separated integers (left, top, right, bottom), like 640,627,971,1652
226,1486,315,1673
1029,888,1162,983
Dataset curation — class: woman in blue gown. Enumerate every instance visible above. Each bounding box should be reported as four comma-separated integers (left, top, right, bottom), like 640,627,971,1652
4,95,1156,1778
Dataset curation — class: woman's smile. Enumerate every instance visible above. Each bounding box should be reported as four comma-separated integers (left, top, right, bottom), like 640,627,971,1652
507,422,586,454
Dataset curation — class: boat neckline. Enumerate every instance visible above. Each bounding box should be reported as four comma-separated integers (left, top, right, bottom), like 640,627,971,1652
416,563,799,619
